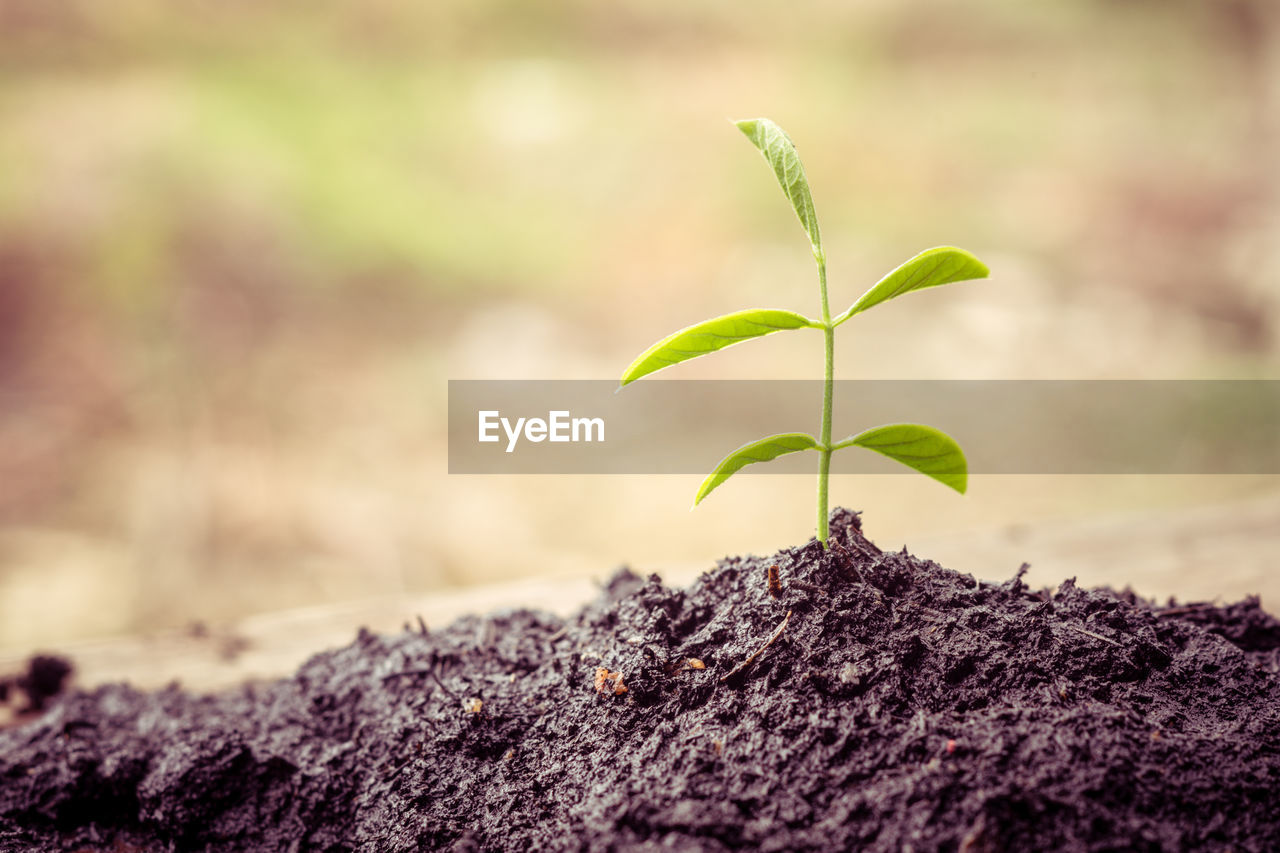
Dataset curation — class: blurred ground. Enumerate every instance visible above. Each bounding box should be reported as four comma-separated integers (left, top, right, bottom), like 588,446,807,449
1,0,1279,652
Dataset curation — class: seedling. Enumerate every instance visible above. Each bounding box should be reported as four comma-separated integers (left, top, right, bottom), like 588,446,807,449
620,118,991,546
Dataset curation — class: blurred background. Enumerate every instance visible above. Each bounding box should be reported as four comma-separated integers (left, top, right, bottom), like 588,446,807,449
2,0,1279,652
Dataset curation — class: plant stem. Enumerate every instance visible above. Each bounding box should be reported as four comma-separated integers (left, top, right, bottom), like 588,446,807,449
816,249,833,547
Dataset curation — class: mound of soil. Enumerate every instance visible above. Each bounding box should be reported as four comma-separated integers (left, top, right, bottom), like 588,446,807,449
3,510,1280,851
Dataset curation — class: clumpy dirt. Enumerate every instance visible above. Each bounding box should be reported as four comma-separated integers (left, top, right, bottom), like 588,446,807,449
3,509,1280,851
1,657,72,717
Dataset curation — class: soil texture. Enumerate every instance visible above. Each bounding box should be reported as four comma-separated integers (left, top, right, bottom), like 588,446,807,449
2,509,1279,851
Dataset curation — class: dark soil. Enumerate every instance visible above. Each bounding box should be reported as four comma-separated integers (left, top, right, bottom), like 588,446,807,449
3,509,1280,851
1,656,72,717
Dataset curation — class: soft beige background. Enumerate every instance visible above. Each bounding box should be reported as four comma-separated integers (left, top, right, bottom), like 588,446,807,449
1,0,1278,656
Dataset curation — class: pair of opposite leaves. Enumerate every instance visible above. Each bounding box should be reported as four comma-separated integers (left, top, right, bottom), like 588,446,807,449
619,118,990,505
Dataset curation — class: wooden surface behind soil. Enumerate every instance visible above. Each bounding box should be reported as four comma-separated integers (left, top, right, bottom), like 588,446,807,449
2,493,1278,695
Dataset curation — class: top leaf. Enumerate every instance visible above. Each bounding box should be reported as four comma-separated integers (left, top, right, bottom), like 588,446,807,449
836,247,989,323
735,118,822,252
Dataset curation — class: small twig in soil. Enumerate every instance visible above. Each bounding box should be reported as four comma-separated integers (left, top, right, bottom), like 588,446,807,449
382,669,433,682
789,580,827,597
829,539,867,584
909,603,947,620
382,667,462,700
959,815,988,853
416,615,429,636
428,668,462,699
721,610,792,684
844,527,880,560
1065,625,1122,647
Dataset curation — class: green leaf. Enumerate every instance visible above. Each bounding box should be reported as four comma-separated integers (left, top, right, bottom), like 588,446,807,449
835,247,989,324
734,118,822,252
620,308,818,386
832,423,968,493
695,433,821,505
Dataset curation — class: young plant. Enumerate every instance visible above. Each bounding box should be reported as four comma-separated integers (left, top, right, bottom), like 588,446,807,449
619,118,991,546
